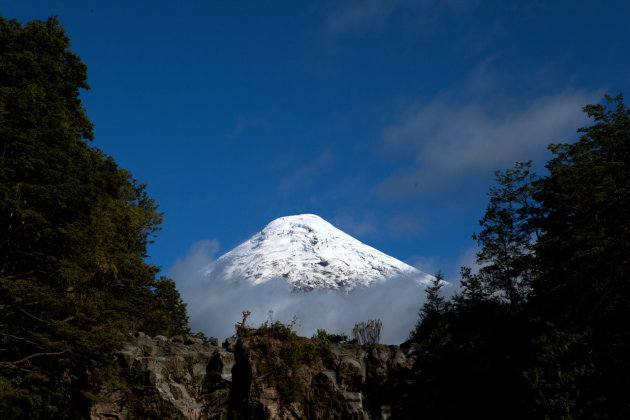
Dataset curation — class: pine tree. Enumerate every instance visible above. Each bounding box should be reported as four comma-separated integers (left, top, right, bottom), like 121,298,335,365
420,271,448,319
154,276,192,337
454,266,489,308
0,16,189,417
469,161,539,307
409,271,449,342
529,94,630,417
535,94,630,320
408,95,630,418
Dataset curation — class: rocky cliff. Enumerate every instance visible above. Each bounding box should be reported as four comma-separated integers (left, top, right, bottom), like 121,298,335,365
90,331,423,419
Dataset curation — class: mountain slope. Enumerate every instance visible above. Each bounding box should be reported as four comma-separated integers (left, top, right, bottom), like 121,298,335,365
203,214,432,291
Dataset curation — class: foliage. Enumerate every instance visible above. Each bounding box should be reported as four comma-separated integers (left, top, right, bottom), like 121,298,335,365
454,266,490,308
421,272,449,317
313,329,349,343
152,276,191,337
245,317,335,408
0,15,190,418
471,161,539,306
254,320,298,340
409,94,630,418
409,271,449,342
352,319,382,345
523,321,595,419
234,310,302,340
534,94,630,320
530,94,630,416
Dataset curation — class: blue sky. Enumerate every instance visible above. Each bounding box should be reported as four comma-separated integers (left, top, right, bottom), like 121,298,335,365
5,1,630,282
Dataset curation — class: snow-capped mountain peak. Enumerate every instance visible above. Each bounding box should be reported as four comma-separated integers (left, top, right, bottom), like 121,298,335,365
203,214,432,291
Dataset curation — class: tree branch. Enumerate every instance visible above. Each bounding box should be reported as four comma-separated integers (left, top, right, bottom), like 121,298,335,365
19,307,50,325
0,332,45,349
0,350,67,367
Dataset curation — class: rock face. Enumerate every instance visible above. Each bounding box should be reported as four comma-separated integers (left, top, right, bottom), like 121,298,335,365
90,332,422,419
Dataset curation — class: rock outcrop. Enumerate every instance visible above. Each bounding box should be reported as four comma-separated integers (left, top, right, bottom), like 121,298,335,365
90,332,422,420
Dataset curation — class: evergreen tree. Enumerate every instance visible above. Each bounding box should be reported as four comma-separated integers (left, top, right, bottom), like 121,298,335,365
422,271,448,316
528,94,630,417
154,276,191,337
409,95,630,418
0,16,190,417
454,266,489,309
535,94,630,321
470,161,539,307
409,271,449,342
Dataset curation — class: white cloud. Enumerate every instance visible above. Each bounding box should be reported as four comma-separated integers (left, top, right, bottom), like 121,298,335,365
456,245,480,275
405,254,442,276
186,276,435,345
169,239,220,280
168,240,455,344
405,245,482,289
374,88,600,199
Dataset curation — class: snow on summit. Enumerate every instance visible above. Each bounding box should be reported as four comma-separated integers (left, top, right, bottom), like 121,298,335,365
203,214,432,291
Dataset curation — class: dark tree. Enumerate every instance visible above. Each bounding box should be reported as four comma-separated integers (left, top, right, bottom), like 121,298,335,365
421,271,448,316
154,276,191,337
454,266,489,308
527,94,630,417
408,271,452,344
416,272,447,325
535,94,630,321
0,16,189,418
409,95,630,419
470,161,539,307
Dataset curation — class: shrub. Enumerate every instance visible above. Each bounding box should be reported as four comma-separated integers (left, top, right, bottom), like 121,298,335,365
313,329,349,343
352,319,383,345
